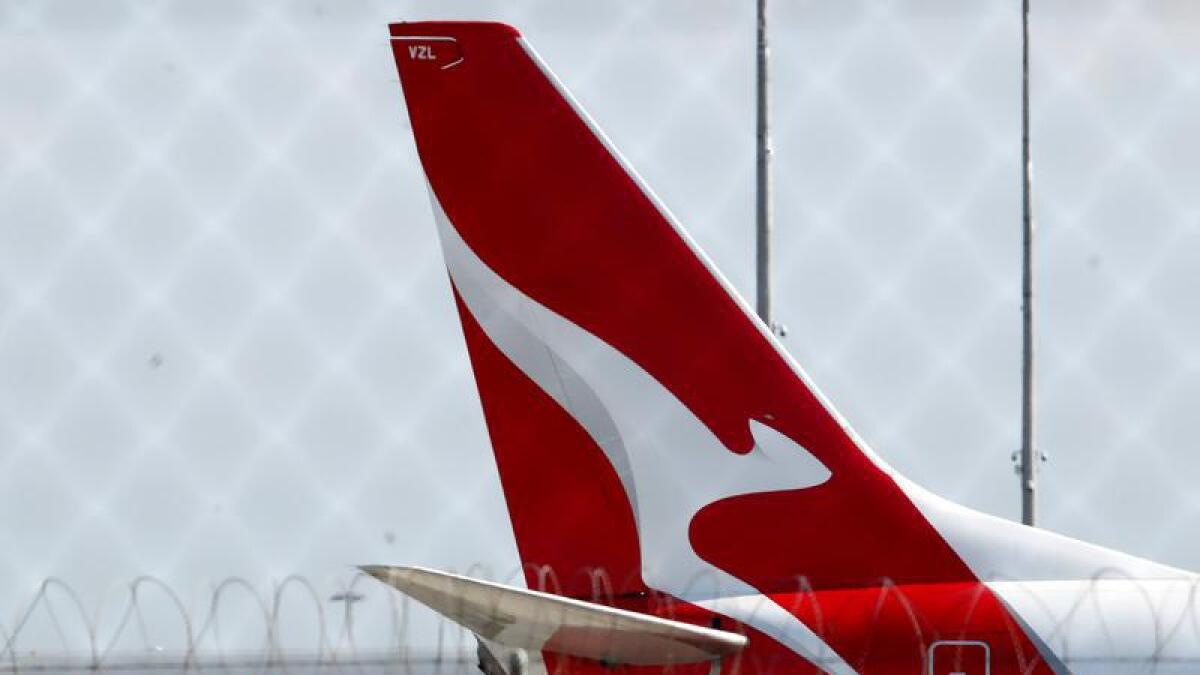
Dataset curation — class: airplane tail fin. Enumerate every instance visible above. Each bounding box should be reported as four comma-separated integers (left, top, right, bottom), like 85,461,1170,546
385,20,1191,674
388,20,975,601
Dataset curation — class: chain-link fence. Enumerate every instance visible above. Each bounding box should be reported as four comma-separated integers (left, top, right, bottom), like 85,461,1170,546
4,0,1200,668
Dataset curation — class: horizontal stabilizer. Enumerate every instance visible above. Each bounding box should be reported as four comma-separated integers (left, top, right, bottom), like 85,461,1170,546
361,565,746,665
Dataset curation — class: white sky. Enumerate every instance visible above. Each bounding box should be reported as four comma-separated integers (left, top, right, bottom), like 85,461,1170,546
2,0,1199,656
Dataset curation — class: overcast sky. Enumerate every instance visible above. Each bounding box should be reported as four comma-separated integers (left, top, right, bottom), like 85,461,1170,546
2,0,1200,656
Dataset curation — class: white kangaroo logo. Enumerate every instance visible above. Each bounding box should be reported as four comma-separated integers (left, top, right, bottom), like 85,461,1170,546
431,191,853,674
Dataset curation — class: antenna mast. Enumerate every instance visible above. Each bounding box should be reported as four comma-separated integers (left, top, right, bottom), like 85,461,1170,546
1019,0,1038,526
755,0,774,330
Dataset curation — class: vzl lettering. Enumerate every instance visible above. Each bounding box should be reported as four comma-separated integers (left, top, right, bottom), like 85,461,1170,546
408,45,436,61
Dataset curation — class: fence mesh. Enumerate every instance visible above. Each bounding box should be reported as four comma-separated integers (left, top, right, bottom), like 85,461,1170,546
3,0,1200,668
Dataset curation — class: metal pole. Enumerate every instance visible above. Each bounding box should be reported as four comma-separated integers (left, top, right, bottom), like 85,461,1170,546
755,0,773,329
1019,0,1037,527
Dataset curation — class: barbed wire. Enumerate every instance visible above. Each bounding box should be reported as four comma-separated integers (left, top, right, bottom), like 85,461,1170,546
0,570,422,672
2,567,1200,672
